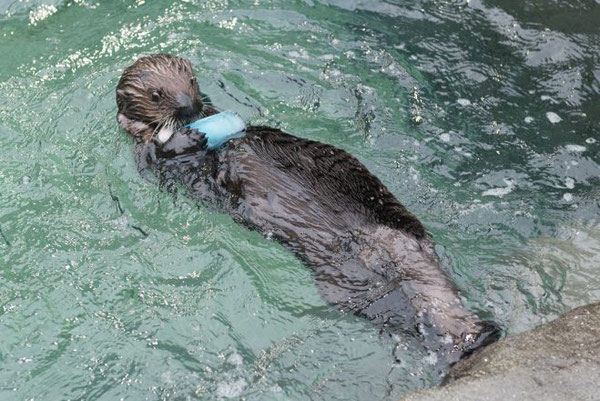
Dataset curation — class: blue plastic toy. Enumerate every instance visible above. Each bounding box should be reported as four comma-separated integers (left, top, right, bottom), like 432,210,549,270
187,110,246,149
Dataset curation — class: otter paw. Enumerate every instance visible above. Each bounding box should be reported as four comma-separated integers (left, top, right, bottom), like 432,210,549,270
180,127,208,149
157,127,207,157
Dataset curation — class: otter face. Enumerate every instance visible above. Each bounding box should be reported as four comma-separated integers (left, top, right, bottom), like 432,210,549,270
116,54,204,141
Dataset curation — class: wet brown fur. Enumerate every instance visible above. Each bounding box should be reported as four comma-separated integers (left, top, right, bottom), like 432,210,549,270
115,54,500,368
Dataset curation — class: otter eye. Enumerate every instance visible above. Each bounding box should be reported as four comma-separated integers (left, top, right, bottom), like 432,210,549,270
151,91,161,102
190,76,197,85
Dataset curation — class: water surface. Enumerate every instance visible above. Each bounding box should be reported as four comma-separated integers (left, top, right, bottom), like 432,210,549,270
0,0,599,399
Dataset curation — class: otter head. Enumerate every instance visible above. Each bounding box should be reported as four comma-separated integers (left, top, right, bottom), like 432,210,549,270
116,54,204,142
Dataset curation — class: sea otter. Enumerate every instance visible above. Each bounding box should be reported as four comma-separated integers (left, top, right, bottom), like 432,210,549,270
116,54,499,366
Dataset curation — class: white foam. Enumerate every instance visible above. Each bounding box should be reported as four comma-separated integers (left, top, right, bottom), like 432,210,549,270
457,98,471,106
565,144,586,152
442,334,454,345
227,352,243,366
288,49,309,59
29,4,57,25
524,116,534,123
423,351,438,366
565,177,575,189
482,179,514,198
439,133,451,142
319,54,335,61
216,379,247,398
546,112,562,124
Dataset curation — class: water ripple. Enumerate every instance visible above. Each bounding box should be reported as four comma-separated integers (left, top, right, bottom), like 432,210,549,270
0,0,598,400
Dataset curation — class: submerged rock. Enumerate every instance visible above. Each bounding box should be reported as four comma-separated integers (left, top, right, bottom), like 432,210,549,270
402,302,600,401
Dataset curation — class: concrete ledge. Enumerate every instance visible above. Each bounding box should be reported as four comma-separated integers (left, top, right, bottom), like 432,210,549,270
402,302,600,401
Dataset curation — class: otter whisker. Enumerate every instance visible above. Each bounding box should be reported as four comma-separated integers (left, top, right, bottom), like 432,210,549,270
151,117,169,139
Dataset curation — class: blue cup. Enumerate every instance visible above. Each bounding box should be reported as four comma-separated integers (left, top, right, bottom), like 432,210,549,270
187,110,246,149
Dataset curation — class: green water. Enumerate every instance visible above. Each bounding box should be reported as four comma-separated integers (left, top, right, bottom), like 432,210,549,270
1,0,599,399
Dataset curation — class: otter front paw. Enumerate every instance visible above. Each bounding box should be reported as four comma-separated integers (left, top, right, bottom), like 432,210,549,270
135,141,158,174
180,127,208,149
158,127,207,157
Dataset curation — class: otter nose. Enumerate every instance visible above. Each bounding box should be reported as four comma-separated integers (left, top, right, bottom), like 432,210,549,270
175,93,201,120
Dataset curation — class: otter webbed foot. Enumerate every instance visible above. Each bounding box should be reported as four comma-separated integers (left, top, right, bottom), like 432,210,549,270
157,127,208,157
